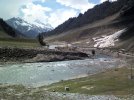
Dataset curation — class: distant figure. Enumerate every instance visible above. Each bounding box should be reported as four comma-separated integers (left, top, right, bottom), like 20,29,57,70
92,49,95,56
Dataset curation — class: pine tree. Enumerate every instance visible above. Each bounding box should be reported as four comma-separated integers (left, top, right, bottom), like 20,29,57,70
37,34,46,46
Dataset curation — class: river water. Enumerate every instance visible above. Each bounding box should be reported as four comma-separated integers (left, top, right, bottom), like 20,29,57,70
0,57,122,87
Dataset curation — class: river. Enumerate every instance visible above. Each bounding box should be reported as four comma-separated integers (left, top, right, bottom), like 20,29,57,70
0,56,123,87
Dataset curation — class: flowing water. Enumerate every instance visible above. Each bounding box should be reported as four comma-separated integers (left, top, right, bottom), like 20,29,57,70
0,57,122,87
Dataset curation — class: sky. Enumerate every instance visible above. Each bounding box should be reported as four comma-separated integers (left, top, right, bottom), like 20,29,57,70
0,0,117,28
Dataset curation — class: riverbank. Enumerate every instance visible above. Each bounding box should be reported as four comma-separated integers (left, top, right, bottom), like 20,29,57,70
0,67,134,100
75,46,134,60
0,46,133,99
0,47,88,63
0,84,123,100
0,58,121,87
42,67,134,96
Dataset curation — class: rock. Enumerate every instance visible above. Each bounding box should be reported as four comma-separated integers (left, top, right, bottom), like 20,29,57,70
65,87,70,91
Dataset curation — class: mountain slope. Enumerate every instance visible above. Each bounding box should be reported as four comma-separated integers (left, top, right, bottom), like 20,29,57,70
0,18,24,38
6,17,53,38
43,0,127,36
44,13,121,42
44,0,134,52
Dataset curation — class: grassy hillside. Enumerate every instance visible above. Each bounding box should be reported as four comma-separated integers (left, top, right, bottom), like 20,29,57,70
44,13,121,42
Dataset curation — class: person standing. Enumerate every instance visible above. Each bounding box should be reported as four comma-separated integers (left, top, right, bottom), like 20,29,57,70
92,49,95,56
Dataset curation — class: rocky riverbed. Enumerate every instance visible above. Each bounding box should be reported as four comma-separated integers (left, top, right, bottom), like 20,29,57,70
0,47,88,63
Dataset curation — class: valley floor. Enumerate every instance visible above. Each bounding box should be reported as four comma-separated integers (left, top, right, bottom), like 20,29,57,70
0,39,134,99
0,67,134,100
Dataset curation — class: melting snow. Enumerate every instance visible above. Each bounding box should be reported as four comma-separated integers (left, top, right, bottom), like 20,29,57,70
93,29,126,48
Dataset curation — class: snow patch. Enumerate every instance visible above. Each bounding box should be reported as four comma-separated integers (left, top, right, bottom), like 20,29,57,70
93,29,126,48
14,20,32,27
29,19,53,29
21,22,31,27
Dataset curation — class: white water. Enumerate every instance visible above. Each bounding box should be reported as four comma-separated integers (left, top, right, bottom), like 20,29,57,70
0,57,121,87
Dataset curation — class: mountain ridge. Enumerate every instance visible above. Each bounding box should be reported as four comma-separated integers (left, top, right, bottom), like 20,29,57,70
6,17,53,38
42,0,127,37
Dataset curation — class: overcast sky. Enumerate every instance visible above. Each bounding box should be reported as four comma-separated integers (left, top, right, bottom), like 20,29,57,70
0,0,117,28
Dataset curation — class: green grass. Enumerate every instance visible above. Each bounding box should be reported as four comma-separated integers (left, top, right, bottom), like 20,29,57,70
0,37,40,48
44,67,134,95
0,85,66,100
0,29,40,48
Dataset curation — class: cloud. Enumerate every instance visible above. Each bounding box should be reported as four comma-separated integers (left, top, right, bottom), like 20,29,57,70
0,0,47,20
21,3,51,24
56,0,95,13
100,0,117,3
0,0,32,19
0,0,96,28
0,0,79,28
33,0,46,3
48,9,78,28
22,3,78,28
